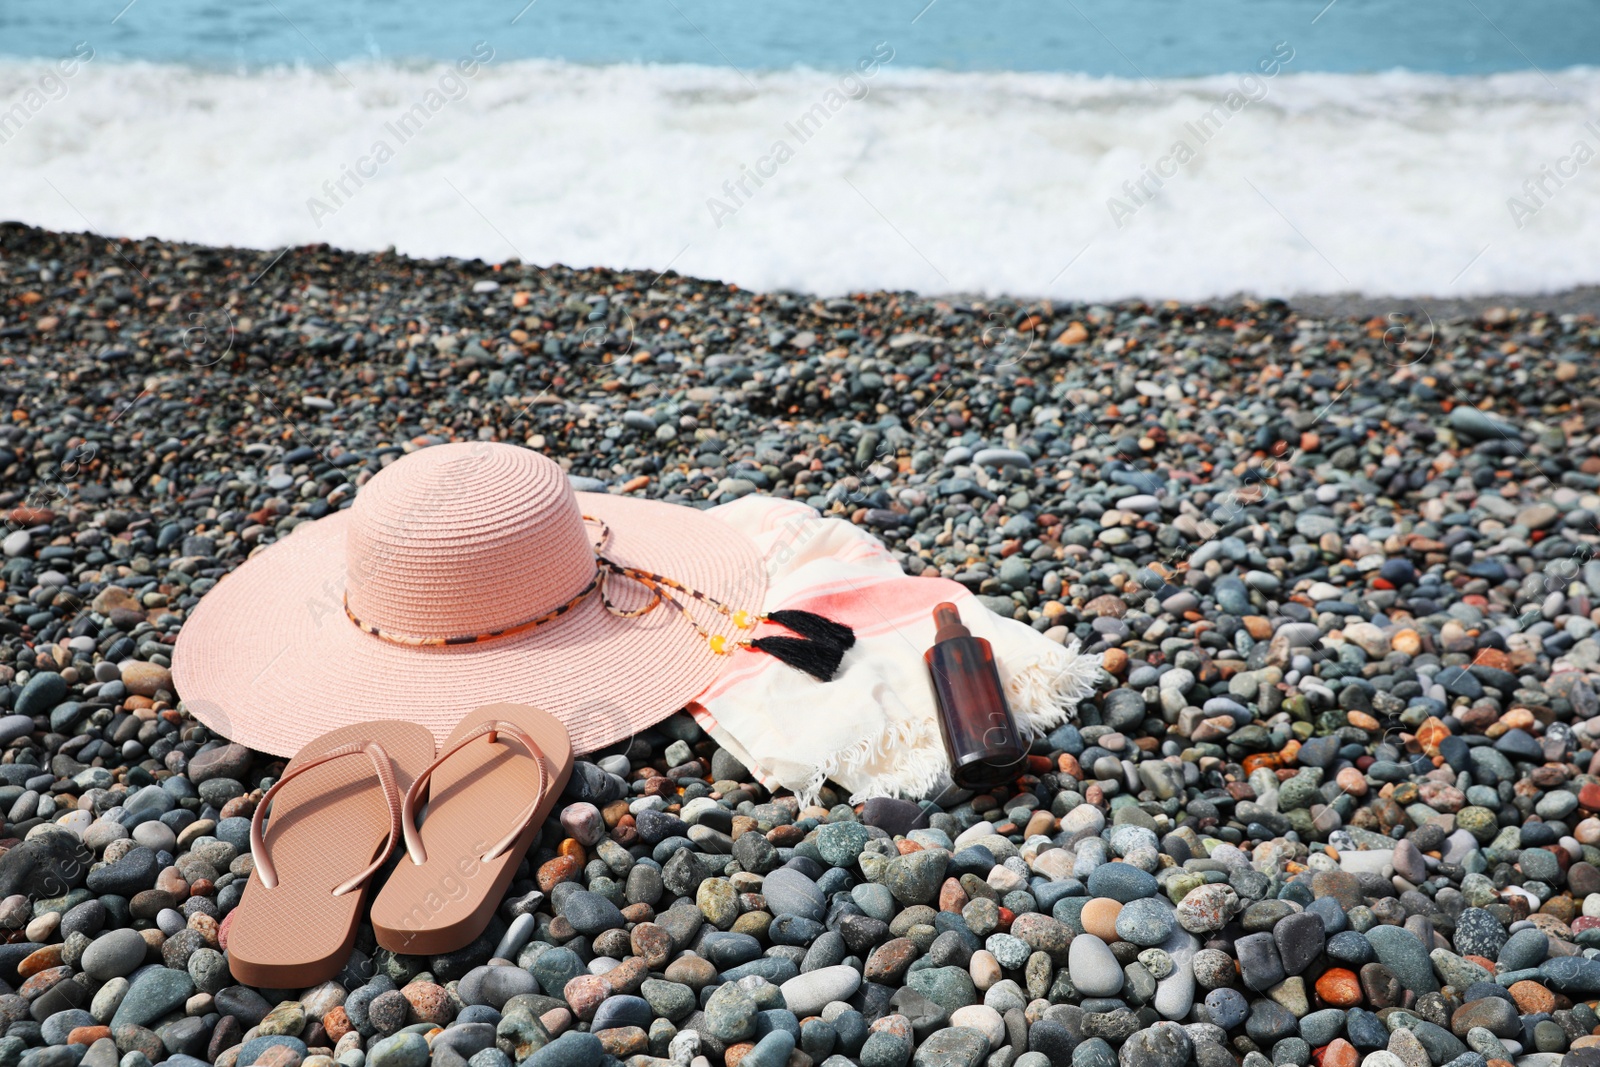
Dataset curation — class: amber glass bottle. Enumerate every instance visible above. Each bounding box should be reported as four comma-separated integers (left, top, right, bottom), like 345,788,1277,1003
924,602,1027,789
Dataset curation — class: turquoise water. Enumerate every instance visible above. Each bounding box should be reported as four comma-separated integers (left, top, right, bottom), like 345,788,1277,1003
2,0,1597,75
4,0,1598,298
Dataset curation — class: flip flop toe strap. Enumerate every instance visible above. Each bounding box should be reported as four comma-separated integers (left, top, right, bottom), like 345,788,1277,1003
250,740,403,896
400,721,550,866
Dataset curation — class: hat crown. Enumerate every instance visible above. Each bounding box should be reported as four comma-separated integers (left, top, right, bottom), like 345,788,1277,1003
344,443,595,641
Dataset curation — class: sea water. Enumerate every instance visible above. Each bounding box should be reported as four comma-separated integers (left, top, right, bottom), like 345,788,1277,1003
1,0,1596,299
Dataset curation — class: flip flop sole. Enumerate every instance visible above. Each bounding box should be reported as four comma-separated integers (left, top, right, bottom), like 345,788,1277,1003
370,703,573,957
224,720,436,989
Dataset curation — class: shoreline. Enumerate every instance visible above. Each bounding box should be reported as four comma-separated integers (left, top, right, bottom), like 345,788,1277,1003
1280,286,1600,321
3,223,1598,324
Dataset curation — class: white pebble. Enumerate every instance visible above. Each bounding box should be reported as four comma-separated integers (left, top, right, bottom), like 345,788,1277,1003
1067,934,1123,997
1061,805,1105,835
91,977,128,1023
779,964,861,1016
54,810,92,836
986,866,1026,893
25,912,58,943
1030,848,1074,881
968,949,1001,991
950,1005,1005,1046
132,821,177,853
1338,849,1393,876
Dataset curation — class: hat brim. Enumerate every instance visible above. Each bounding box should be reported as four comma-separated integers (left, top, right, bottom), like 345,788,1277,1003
172,492,767,757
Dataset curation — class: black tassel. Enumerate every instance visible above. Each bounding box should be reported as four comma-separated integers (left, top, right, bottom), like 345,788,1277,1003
766,609,857,652
750,634,846,682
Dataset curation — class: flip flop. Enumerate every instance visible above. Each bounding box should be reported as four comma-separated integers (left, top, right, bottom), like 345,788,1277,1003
222,720,436,989
370,703,573,956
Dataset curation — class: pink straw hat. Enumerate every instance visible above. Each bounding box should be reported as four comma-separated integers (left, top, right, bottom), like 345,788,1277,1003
172,442,769,757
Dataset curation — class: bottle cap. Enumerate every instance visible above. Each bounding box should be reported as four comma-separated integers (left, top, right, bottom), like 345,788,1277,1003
932,602,971,642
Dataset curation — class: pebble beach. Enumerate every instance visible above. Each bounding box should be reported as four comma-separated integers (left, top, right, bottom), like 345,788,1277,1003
4,221,1600,1067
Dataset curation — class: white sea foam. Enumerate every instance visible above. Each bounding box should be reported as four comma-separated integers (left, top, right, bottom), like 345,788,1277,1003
2,57,1597,299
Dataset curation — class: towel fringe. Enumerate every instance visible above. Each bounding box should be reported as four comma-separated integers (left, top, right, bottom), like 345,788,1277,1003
1005,638,1099,741
796,717,947,808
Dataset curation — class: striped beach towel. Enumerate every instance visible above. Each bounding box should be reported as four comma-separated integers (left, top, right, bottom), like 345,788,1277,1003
689,496,1098,805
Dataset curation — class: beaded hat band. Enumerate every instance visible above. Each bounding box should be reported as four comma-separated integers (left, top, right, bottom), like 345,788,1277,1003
344,516,857,680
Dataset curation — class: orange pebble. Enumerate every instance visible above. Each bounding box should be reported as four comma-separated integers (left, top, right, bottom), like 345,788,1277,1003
1080,898,1122,942
323,1007,353,1042
938,878,969,914
1315,967,1361,1008
536,855,582,892
1500,708,1536,730
1416,716,1449,756
1242,753,1281,774
1509,979,1555,1014
17,945,62,979
66,1027,110,1047
1335,767,1368,798
1315,1038,1358,1067
1475,648,1515,672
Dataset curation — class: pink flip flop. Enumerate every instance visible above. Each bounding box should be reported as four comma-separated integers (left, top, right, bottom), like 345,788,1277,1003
370,704,573,956
223,721,436,988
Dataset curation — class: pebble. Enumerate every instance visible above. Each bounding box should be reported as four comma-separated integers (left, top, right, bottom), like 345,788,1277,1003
558,890,623,936
1114,897,1176,946
816,821,871,867
883,850,948,905
80,929,149,980
704,982,758,1042
1085,862,1157,903
15,673,68,717
911,1027,990,1067
781,965,862,1016
761,867,827,921
366,1033,428,1067
110,967,194,1028
741,1030,795,1067
1068,935,1123,997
